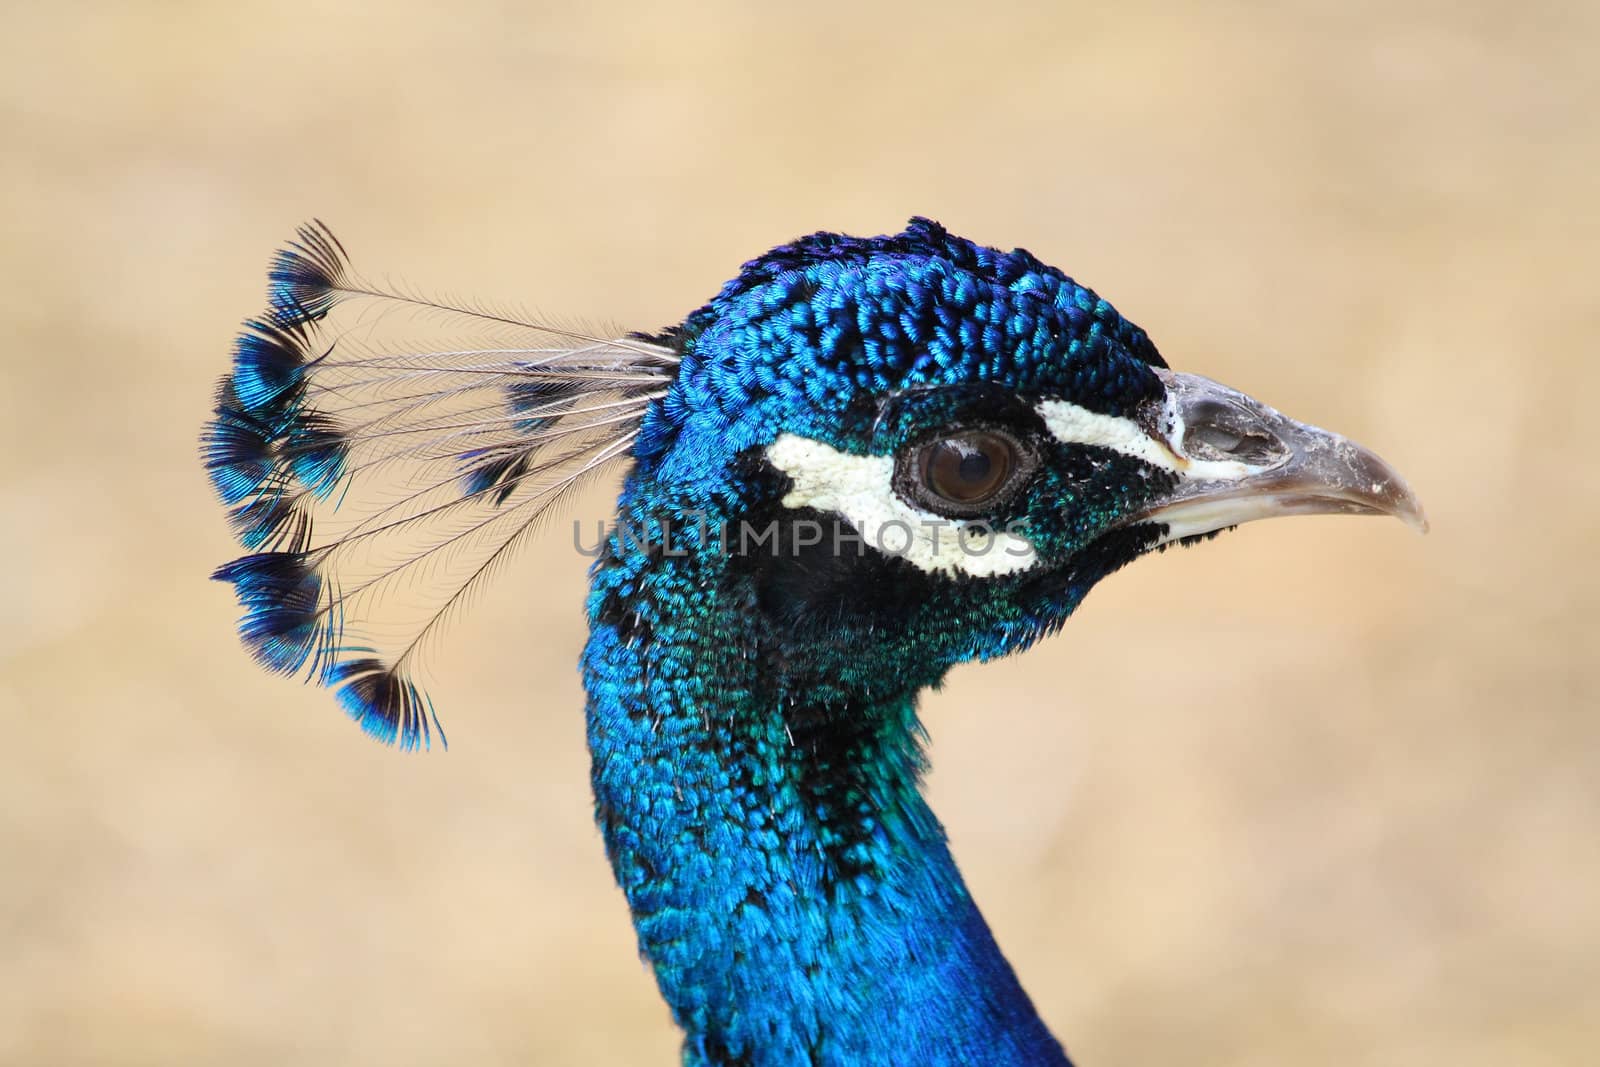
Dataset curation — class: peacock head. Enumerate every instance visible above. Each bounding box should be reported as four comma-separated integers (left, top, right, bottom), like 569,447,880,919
206,217,1424,746
615,218,1426,697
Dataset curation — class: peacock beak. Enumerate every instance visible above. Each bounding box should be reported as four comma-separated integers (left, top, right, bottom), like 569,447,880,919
1127,369,1428,543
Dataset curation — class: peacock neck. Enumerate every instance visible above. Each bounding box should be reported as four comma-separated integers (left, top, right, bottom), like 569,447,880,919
581,535,1070,1067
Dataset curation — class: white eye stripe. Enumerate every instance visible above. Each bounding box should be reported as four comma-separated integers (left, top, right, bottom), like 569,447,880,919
765,434,1039,578
1035,398,1252,482
764,398,1261,576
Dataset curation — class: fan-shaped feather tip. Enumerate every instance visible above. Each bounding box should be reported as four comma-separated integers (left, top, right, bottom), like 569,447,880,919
326,659,445,751
227,492,312,552
267,220,350,325
201,402,280,506
212,552,336,677
283,409,349,499
229,318,317,414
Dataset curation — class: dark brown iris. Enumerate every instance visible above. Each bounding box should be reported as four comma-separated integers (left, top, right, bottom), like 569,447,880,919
920,431,1018,507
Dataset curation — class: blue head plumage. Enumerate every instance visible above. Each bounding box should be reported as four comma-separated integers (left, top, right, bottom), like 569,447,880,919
601,219,1186,715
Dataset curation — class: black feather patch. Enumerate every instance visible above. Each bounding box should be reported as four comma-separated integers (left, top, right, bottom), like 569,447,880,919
458,449,535,506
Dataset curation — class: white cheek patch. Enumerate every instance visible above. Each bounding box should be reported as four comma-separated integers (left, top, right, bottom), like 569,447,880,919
1036,397,1253,482
764,434,1039,578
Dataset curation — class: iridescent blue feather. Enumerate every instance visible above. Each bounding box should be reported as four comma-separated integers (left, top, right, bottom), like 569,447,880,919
229,318,318,414
201,403,280,505
325,658,443,751
211,551,335,677
283,409,349,498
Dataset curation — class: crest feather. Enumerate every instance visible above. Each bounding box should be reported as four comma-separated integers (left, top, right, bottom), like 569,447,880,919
204,222,675,748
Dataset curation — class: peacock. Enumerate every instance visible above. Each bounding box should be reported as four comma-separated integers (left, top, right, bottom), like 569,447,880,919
203,218,1424,1066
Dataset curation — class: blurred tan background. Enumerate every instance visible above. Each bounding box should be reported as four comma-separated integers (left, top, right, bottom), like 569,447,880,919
3,2,1596,1064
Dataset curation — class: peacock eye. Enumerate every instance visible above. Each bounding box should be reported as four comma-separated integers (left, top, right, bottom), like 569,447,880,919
902,429,1032,517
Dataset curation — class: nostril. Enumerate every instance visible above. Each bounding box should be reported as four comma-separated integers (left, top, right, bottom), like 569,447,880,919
1190,425,1243,454
1167,382,1292,466
1183,420,1286,465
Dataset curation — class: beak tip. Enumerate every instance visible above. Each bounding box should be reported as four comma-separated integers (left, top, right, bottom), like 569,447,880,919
1348,441,1427,536
1381,475,1429,535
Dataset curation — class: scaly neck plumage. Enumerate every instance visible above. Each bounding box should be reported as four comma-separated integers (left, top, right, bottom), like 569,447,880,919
581,538,1069,1067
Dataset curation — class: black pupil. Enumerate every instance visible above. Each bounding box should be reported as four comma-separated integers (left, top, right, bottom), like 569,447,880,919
926,434,1011,503
957,449,992,483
